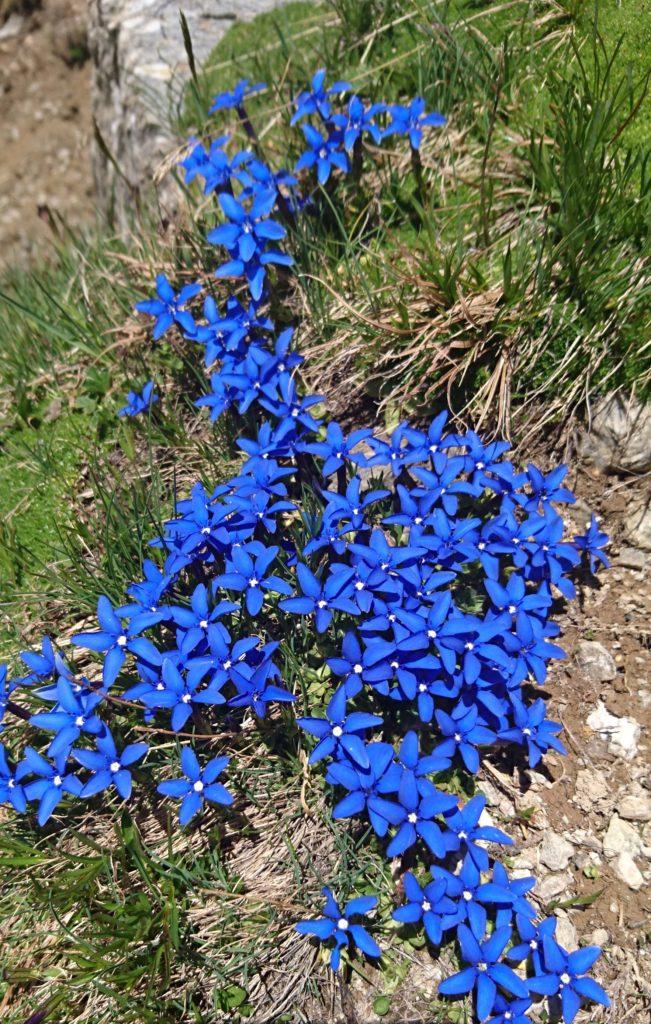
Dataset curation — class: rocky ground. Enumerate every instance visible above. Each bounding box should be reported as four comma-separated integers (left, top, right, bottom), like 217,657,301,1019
0,0,94,264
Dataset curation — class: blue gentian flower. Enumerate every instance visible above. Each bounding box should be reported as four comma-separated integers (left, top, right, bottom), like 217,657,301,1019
157,747,232,825
574,513,609,573
0,743,29,812
72,596,162,689
526,938,609,1023
295,887,380,971
118,381,158,418
280,563,358,632
75,729,148,800
297,686,382,766
295,124,349,183
135,274,201,340
439,924,528,1020
22,747,83,825
30,677,105,758
442,794,513,870
331,95,384,151
392,871,457,945
384,97,446,149
209,79,264,113
326,741,402,836
215,542,292,614
291,68,351,124
499,698,566,768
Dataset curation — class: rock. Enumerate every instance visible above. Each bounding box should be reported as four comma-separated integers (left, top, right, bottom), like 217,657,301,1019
0,13,25,41
602,815,643,859
625,495,651,552
586,701,640,760
617,546,647,570
580,393,651,473
576,641,617,683
589,927,610,947
554,912,578,950
619,794,651,823
613,851,645,891
572,768,609,812
539,833,575,872
88,0,292,229
535,872,572,902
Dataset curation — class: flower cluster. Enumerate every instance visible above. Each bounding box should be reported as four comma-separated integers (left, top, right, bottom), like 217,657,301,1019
0,70,611,1024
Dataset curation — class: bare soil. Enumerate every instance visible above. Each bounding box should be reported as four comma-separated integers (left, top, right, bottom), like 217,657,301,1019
0,0,94,265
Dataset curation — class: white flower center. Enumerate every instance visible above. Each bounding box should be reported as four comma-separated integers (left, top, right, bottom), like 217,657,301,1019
193,780,204,792
332,725,343,738
249,577,259,587
463,890,472,901
181,693,192,703
223,659,232,670
419,683,427,693
337,918,348,930
477,962,487,972
560,972,570,985
353,664,363,674
53,775,62,787
317,599,328,609
454,733,462,742
75,716,85,727
508,604,516,614
458,830,468,840
117,635,127,647
422,900,431,912
428,629,437,639
465,642,474,651
354,581,365,591
200,619,208,629
408,812,418,824
530,940,538,950
110,761,120,773
523,727,532,736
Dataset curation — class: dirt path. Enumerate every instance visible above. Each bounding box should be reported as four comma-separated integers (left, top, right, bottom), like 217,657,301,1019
0,0,93,265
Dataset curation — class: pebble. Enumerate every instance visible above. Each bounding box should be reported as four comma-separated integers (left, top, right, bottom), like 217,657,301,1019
617,547,647,570
535,872,572,902
554,912,578,949
589,928,610,946
619,794,651,823
577,641,617,683
539,833,575,872
586,701,640,760
603,815,643,859
613,851,645,891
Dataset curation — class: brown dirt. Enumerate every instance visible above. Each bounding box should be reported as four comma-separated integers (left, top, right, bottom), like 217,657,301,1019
0,0,94,266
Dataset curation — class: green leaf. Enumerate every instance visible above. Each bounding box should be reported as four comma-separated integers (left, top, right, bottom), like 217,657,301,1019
373,996,391,1016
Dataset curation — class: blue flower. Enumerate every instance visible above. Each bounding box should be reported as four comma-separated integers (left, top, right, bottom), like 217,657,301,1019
75,729,148,800
392,871,457,945
209,79,265,113
442,794,513,870
30,677,105,758
135,274,201,340
22,747,83,825
0,742,29,812
295,887,380,971
331,95,384,151
439,924,528,1020
574,513,609,573
386,784,457,858
280,563,358,632
72,596,162,689
119,381,158,418
297,686,382,766
526,938,609,1023
384,97,446,149
326,741,402,836
299,422,371,477
499,698,566,768
291,68,351,124
157,747,233,825
215,542,292,615
433,704,496,774
295,124,349,184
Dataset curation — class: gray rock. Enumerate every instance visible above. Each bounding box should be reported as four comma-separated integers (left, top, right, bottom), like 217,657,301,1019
624,495,651,552
554,912,577,950
89,0,293,228
612,851,645,891
539,833,575,872
580,393,651,473
586,701,640,760
535,871,572,902
0,13,25,40
576,640,617,683
617,546,647,570
589,927,610,947
572,768,609,812
619,794,651,823
603,815,643,859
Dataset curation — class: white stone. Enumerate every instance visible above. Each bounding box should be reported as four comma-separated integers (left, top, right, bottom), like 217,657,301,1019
535,872,572,902
625,497,651,552
589,927,610,947
573,768,609,812
586,701,640,760
619,794,651,823
603,815,643,859
580,393,651,473
539,833,575,872
89,0,293,229
576,641,617,683
554,913,578,950
612,851,644,891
